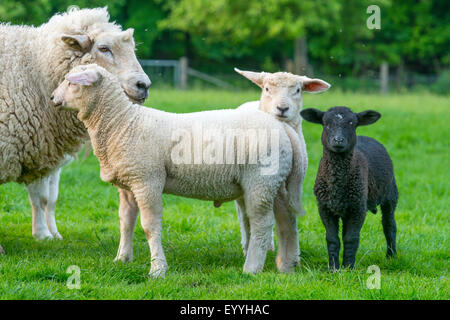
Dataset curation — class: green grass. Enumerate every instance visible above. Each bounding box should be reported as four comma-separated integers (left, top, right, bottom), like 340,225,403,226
0,90,448,299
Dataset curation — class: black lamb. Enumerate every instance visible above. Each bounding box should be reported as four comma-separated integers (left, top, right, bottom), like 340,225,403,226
300,106,398,270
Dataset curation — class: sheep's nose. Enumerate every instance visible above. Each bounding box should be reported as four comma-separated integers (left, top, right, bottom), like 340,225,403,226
333,136,344,143
277,106,289,114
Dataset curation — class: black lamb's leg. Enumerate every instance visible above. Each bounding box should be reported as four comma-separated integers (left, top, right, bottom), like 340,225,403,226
319,207,340,271
342,211,366,269
381,182,398,258
381,180,398,258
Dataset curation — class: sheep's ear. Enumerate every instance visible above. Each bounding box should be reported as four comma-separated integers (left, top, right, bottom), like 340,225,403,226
300,108,325,124
303,78,331,93
66,70,101,86
234,68,266,88
61,34,92,52
357,110,381,126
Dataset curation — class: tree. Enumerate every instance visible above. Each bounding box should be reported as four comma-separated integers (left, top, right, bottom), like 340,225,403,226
0,0,51,25
160,0,341,74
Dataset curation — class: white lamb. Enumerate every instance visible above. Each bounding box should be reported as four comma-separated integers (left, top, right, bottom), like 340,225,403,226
234,68,330,271
51,64,302,277
0,7,150,247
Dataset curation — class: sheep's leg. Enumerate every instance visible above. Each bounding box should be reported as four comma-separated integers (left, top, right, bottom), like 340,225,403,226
381,185,398,258
27,177,53,240
114,188,139,262
0,244,5,255
45,168,63,239
319,207,340,271
236,198,250,256
342,212,366,269
134,185,167,278
243,195,274,274
274,196,299,273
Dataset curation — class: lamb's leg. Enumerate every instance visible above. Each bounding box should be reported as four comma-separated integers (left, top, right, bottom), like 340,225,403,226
45,168,63,239
381,184,398,258
134,185,167,278
274,196,299,273
318,207,340,271
342,212,366,269
27,177,53,240
114,188,139,262
243,195,274,274
236,198,250,255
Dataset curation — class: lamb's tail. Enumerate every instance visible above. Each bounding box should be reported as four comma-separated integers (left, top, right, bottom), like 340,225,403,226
81,140,93,161
282,123,308,217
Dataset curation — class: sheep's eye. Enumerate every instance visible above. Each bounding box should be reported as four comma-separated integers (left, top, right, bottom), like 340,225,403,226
98,46,111,53
349,121,353,125
69,82,77,87
265,87,269,92
296,88,300,94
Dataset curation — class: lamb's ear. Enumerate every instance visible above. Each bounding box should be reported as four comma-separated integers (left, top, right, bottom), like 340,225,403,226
61,34,92,52
303,78,331,93
66,70,101,86
121,28,134,42
234,68,266,88
300,108,325,124
357,110,381,126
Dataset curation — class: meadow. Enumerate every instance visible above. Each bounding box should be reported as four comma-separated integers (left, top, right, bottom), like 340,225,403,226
0,90,448,299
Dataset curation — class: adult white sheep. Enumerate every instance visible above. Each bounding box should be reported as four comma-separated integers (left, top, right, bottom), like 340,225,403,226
51,64,300,277
234,69,330,271
0,7,150,248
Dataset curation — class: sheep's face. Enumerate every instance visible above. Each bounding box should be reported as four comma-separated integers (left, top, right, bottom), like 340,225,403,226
51,65,103,113
235,68,330,122
61,28,151,104
301,107,381,154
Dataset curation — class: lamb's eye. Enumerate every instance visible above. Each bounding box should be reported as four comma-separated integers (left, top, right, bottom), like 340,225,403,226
265,87,269,92
296,88,300,94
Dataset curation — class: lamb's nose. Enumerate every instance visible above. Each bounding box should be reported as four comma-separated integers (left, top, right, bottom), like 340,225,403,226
136,80,151,90
277,106,289,113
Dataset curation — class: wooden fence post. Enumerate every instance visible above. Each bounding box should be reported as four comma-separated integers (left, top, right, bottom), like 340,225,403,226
380,61,389,94
179,56,188,90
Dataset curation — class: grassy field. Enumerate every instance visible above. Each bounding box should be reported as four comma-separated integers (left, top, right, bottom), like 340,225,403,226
0,90,448,299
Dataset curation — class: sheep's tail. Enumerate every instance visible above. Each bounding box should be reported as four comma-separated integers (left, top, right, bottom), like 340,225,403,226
282,124,308,217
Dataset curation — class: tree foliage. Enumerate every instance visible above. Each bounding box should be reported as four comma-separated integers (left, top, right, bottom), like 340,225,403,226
0,0,447,78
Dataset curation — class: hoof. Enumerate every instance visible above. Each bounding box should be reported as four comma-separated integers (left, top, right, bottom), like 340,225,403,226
114,254,133,263
243,264,263,275
276,257,299,273
52,232,63,240
149,265,167,278
33,232,54,241
0,245,5,255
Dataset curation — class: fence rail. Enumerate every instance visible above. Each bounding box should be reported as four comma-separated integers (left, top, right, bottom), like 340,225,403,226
139,57,235,90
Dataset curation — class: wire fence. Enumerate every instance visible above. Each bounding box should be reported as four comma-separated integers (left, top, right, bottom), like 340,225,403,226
139,58,445,94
